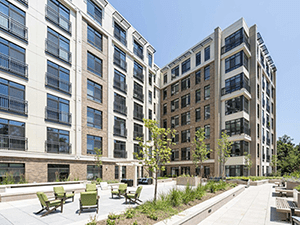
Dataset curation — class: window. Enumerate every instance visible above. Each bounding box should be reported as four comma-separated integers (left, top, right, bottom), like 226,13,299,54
46,27,70,63
204,65,210,80
181,148,190,160
171,149,179,161
0,78,27,114
46,127,70,153
206,144,210,158
181,94,190,108
0,118,26,150
133,123,143,140
154,103,156,114
204,46,210,61
225,118,250,136
223,28,249,54
0,37,27,77
122,166,126,179
257,124,260,138
195,108,201,122
163,88,167,100
114,93,127,115
225,51,248,73
46,61,71,94
154,87,156,99
114,117,126,137
87,80,102,103
114,46,127,71
46,94,70,124
48,164,69,182
163,103,167,115
133,82,143,102
148,53,152,67
87,135,102,154
257,104,260,118
148,73,152,86
113,70,126,93
163,119,167,129
87,165,102,180
133,61,144,82
224,73,250,95
134,143,143,159
225,96,249,115
181,129,190,143
0,0,27,39
181,76,190,91
181,111,190,126
204,125,210,139
195,70,201,84
0,163,25,183
133,102,143,121
171,66,179,80
114,140,126,158
171,99,179,112
87,107,102,129
195,89,201,103
204,85,210,100
171,115,179,128
115,165,119,179
230,141,249,156
181,58,190,74
163,73,167,84
87,0,102,25
171,82,179,95
114,22,126,46
149,109,152,120
87,52,102,77
196,51,201,66
87,25,102,50
204,105,210,120
149,91,152,104
133,40,143,60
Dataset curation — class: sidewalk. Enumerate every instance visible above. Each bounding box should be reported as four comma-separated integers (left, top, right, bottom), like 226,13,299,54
199,183,288,225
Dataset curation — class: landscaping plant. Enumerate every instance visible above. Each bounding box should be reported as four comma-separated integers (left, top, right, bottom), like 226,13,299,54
217,131,232,178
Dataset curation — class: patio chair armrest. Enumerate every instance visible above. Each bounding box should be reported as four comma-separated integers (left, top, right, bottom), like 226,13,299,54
128,190,136,194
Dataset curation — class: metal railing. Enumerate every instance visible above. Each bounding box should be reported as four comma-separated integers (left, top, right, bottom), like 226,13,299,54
114,30,127,46
113,126,127,137
0,93,28,114
17,0,28,5
0,134,27,150
45,106,72,124
221,82,251,96
221,36,250,54
114,150,127,158
113,101,127,115
133,67,144,82
133,47,144,60
133,131,144,140
0,52,28,77
133,111,144,121
45,5,72,33
133,90,144,102
113,78,127,93
0,11,28,40
45,140,71,154
45,72,72,94
45,39,72,64
113,54,127,71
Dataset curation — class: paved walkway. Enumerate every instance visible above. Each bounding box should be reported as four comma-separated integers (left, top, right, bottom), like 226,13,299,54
199,183,289,225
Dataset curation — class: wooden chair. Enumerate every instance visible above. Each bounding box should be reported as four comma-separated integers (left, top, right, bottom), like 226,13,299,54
36,192,63,217
111,183,127,198
125,186,143,204
53,186,75,202
79,191,99,215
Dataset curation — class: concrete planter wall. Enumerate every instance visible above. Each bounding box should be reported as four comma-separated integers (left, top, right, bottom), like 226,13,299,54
294,189,300,205
176,177,201,186
287,181,300,190
249,180,268,186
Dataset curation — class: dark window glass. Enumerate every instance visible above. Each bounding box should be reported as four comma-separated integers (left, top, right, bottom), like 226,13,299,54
181,76,190,91
181,111,190,126
46,94,70,124
181,94,190,108
225,51,248,73
204,66,210,80
87,134,102,155
114,22,126,46
133,40,143,60
47,0,71,32
87,25,102,50
87,52,102,77
195,70,201,84
113,69,127,93
204,85,210,100
195,89,201,103
181,129,190,143
171,66,179,80
204,105,210,120
47,61,71,93
171,82,179,95
87,107,102,129
196,52,201,66
87,0,102,25
204,46,210,61
181,58,190,74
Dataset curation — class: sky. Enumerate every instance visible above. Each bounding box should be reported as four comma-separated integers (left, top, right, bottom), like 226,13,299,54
109,0,300,144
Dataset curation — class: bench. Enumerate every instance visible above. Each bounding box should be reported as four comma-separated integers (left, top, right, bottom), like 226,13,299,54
275,187,294,197
275,198,299,220
292,216,300,225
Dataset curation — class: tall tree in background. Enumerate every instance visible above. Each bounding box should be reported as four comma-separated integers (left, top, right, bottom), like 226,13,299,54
217,132,232,177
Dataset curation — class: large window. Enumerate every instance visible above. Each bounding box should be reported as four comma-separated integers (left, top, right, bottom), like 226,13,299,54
114,116,126,137
195,70,201,84
204,46,210,61
46,0,71,33
87,134,102,155
171,65,179,80
171,115,179,128
225,118,250,136
171,82,179,95
46,94,71,124
133,102,143,121
114,140,126,158
87,52,102,77
225,96,249,115
133,40,143,60
181,94,190,108
163,73,167,84
114,46,127,71
204,85,210,100
171,98,179,112
114,93,127,115
87,79,102,103
195,108,201,122
115,165,119,179
113,70,126,93
48,164,69,182
181,147,190,160
0,163,25,183
46,127,70,154
134,143,143,159
163,103,167,115
204,125,210,139
223,73,250,95
181,129,190,143
87,107,102,129
225,51,248,73
222,28,249,54
87,165,102,180
114,22,126,46
0,118,26,150
87,25,102,50
171,149,179,161
204,65,210,80
149,91,152,104
172,132,179,144
133,123,143,140
196,52,201,66
181,111,190,126
133,61,144,82
133,82,144,102
195,89,201,103
46,61,71,94
181,76,190,91
0,77,27,114
181,58,190,74
230,141,249,156
148,53,152,67
87,0,102,25
204,105,210,120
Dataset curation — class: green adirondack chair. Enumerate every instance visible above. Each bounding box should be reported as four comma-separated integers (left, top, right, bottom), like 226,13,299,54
125,186,143,204
111,183,127,198
85,183,97,193
53,186,75,202
36,192,64,217
79,191,99,215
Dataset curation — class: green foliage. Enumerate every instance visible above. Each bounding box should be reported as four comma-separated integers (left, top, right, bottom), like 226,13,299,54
182,184,196,204
295,185,300,192
86,215,97,225
108,213,120,220
168,188,182,207
217,132,232,177
125,208,135,219
106,219,115,225
2,172,15,184
226,176,282,181
73,177,79,181
96,178,102,184
148,213,158,220
94,147,102,168
244,153,253,176
132,220,138,225
195,184,206,200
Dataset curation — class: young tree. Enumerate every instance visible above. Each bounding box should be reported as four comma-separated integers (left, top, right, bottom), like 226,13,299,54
217,131,232,177
94,147,102,168
192,128,211,178
135,119,176,202
244,153,253,176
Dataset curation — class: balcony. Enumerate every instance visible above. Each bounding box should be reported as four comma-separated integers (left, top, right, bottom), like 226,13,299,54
113,102,127,115
221,82,250,96
45,140,71,154
0,134,27,150
133,90,144,102
0,11,28,40
221,36,250,54
133,47,144,60
46,72,72,94
114,30,127,46
0,93,28,115
133,68,144,82
0,52,28,78
133,111,144,121
114,150,127,158
113,126,127,138
133,131,144,141
45,5,72,33
113,53,127,71
45,39,72,64
113,78,127,93
45,106,72,125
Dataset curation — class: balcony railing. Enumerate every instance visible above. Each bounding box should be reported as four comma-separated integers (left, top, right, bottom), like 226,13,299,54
0,11,28,40
0,93,28,115
221,82,250,96
113,78,127,93
0,134,27,150
221,36,250,54
133,131,144,140
133,68,144,82
45,140,71,154
133,111,144,121
45,5,72,33
113,101,127,115
113,126,127,138
113,53,127,71
45,39,72,64
133,90,144,102
114,30,127,46
133,48,144,60
45,72,72,94
0,52,28,78
114,150,127,158
17,0,28,6
45,106,72,125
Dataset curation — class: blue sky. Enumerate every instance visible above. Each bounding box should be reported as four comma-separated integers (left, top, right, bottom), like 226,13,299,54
109,0,300,144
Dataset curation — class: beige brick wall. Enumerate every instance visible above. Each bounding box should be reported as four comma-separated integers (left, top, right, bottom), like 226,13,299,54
102,163,117,181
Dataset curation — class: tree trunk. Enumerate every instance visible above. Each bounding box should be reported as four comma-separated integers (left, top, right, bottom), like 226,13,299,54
154,171,158,202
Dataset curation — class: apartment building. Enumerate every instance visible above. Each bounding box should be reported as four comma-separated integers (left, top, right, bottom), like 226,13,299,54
160,18,276,177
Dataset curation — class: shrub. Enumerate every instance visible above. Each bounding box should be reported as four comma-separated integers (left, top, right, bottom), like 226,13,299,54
96,178,102,183
195,184,206,200
106,219,115,225
182,184,196,204
295,185,300,192
125,208,135,219
108,213,120,220
2,172,15,184
148,213,158,220
132,220,138,225
168,188,182,207
86,215,97,225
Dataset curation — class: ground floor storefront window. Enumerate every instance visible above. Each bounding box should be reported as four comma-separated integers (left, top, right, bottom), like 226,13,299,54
87,165,102,180
225,165,248,177
48,164,69,182
0,163,25,183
